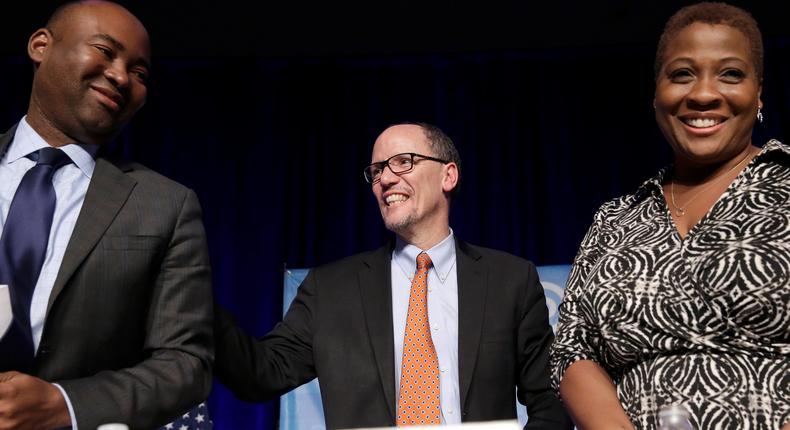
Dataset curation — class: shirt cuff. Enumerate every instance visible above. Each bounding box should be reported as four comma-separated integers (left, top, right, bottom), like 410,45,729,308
53,383,79,430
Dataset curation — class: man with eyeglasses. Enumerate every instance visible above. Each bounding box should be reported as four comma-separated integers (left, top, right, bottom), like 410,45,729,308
215,123,571,429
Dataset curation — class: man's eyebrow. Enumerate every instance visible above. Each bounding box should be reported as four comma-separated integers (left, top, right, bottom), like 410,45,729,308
93,33,125,51
92,33,151,70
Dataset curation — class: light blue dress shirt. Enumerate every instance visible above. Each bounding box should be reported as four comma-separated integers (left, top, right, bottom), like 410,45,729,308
0,117,98,429
391,230,461,424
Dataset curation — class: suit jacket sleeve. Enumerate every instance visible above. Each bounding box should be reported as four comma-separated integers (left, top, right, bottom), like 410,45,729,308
55,189,214,429
214,268,318,401
517,263,574,429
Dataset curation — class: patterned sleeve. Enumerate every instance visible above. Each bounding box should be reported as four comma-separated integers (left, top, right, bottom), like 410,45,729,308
550,200,613,390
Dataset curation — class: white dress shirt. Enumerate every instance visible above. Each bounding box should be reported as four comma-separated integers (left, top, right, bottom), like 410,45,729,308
391,230,461,424
0,117,98,429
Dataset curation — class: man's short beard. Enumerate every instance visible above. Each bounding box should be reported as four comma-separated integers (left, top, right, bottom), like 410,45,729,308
384,212,417,235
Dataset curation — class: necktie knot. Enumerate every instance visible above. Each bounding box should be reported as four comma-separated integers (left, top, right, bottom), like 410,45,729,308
27,147,72,170
416,252,432,271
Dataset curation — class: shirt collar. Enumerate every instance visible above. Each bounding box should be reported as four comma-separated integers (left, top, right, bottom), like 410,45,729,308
8,117,100,179
393,229,457,284
629,139,788,207
756,139,790,158
628,166,668,207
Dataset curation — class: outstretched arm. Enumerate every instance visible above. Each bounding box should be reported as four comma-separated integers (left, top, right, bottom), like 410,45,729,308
214,270,318,401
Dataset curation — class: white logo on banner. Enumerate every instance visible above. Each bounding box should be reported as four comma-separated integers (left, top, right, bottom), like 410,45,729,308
541,281,565,331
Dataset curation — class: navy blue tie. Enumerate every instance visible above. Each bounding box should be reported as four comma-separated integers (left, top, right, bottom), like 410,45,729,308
0,147,72,371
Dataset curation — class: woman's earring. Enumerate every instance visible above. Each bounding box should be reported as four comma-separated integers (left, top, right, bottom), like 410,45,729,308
757,107,764,123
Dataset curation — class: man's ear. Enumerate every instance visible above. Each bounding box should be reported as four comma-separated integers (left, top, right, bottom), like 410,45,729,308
441,162,459,194
28,28,52,65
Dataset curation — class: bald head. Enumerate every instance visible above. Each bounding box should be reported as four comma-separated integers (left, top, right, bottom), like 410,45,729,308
46,1,148,46
26,0,151,146
369,123,460,248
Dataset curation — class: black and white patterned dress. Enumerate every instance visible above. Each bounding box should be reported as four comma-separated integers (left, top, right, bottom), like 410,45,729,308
551,140,790,429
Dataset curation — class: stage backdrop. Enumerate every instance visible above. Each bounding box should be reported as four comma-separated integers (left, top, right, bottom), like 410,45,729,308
1,14,789,430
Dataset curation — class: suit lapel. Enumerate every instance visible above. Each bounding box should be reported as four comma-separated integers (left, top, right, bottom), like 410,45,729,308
456,239,486,412
47,157,136,313
358,244,396,422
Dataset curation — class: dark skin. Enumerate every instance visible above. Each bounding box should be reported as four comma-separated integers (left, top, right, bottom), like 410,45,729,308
655,23,761,239
665,145,757,238
559,23,765,430
0,2,150,428
559,361,634,430
25,0,150,147
0,372,68,430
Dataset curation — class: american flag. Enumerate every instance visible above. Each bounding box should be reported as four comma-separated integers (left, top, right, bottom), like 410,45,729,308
160,402,213,430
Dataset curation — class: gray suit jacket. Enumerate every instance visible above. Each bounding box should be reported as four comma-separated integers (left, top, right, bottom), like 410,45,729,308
0,126,214,430
216,238,572,429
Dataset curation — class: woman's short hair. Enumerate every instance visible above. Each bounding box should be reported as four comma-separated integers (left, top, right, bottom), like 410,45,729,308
654,2,763,80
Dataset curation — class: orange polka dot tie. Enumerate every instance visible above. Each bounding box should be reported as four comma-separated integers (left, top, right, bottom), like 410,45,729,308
397,252,441,426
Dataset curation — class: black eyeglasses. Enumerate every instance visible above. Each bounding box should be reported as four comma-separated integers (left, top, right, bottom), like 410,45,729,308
363,152,449,184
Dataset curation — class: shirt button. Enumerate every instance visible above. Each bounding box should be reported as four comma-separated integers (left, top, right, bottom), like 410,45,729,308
432,324,439,331
440,366,448,373
448,409,454,415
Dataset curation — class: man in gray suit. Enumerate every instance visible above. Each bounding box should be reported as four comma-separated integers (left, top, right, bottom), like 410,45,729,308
215,123,571,429
0,1,212,428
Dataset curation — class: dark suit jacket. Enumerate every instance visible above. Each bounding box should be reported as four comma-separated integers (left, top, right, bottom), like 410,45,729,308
0,126,214,430
216,238,571,429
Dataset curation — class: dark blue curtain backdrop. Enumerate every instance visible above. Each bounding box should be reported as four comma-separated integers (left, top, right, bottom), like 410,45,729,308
2,13,790,429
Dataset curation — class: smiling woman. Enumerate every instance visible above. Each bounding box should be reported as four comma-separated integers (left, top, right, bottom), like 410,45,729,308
551,2,790,430
654,21,762,236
